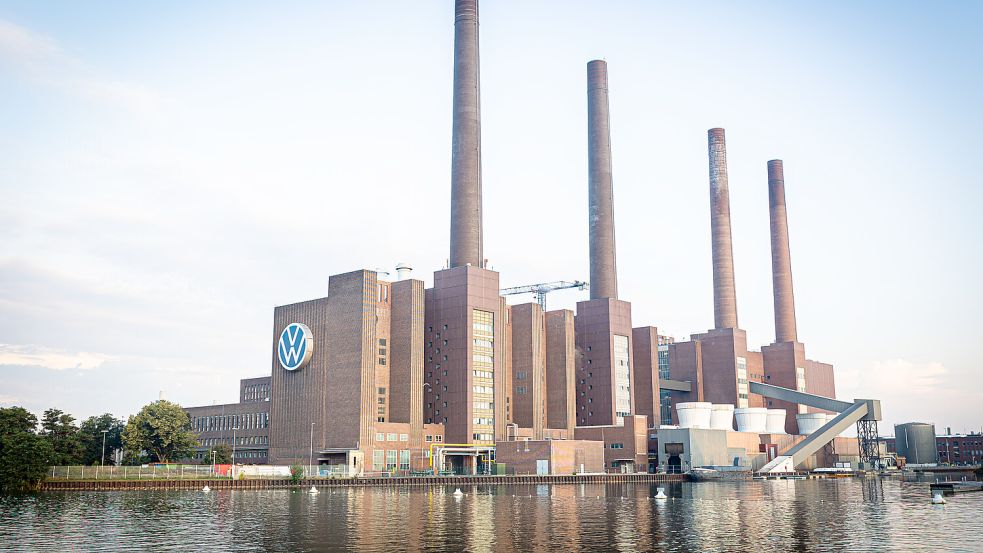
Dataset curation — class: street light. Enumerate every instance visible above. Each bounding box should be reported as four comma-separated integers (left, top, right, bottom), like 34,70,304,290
232,426,239,479
309,422,315,476
100,429,109,467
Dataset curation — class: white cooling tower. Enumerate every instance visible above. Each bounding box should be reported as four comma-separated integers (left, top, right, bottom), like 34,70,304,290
766,409,787,434
735,407,768,433
709,404,735,430
795,413,828,435
676,402,712,429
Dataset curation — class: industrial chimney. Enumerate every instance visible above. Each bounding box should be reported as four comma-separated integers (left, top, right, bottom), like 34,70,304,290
768,160,797,343
587,60,618,300
708,128,738,329
449,0,483,269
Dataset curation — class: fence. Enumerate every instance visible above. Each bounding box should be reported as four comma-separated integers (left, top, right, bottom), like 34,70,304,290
47,465,350,481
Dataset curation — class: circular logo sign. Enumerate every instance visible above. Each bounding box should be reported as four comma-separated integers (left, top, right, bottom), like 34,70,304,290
278,323,314,371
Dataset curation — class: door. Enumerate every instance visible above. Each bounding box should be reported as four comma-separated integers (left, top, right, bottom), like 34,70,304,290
536,459,549,475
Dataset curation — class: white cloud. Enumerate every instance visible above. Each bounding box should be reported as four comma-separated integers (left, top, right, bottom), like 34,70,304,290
0,344,113,371
0,18,166,120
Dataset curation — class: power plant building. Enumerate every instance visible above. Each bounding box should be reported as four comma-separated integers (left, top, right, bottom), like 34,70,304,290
182,0,843,475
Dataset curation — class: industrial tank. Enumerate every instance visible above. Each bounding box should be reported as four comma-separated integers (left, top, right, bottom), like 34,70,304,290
795,413,828,435
710,404,735,430
734,407,768,433
766,409,787,434
676,402,712,429
894,422,939,465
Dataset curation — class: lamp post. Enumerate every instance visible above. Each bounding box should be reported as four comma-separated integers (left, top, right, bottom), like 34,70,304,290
232,426,239,479
100,429,109,467
211,450,216,477
309,422,315,476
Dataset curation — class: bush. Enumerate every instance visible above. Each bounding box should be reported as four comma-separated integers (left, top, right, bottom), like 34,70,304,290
290,465,304,483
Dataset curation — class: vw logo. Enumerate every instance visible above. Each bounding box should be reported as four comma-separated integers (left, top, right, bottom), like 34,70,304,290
278,323,314,371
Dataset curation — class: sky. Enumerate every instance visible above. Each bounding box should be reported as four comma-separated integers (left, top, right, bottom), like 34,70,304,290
1,1,981,435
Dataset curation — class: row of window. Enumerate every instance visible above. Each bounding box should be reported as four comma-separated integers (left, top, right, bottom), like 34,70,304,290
375,432,408,442
372,449,410,471
199,436,269,446
192,412,269,432
242,383,271,403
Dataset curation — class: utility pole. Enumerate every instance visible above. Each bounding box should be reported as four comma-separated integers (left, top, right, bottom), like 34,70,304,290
100,429,109,467
309,422,315,475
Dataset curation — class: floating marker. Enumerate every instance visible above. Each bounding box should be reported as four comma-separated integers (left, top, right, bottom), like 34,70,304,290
932,492,946,505
453,488,464,497
655,488,667,500
202,485,210,493
309,486,318,494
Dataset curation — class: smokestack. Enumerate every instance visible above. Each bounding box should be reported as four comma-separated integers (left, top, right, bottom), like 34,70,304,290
768,160,797,343
587,60,618,300
449,0,483,269
708,128,738,329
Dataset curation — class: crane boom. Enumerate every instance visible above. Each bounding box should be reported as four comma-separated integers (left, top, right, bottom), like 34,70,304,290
500,280,589,311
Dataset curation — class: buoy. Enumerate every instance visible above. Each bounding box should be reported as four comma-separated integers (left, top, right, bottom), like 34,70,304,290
453,488,464,496
655,488,667,500
202,485,210,493
932,492,946,504
309,486,318,494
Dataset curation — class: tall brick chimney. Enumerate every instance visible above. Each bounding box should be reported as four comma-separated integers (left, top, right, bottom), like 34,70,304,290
768,159,797,343
587,60,618,300
708,128,738,329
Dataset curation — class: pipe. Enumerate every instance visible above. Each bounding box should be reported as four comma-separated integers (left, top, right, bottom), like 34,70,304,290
708,128,738,329
768,159,797,343
587,59,618,300
449,0,483,268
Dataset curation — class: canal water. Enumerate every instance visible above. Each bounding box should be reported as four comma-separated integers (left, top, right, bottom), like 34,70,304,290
1,478,980,552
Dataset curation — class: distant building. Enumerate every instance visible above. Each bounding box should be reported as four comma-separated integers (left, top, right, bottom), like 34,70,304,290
185,376,271,464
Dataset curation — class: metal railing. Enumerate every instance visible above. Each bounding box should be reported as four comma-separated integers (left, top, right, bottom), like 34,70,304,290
47,465,351,481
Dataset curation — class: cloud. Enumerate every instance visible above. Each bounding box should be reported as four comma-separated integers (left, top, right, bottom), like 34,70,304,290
0,18,166,120
0,344,113,371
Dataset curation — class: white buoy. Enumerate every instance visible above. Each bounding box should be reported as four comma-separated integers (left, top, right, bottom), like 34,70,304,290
453,488,464,497
655,488,667,500
202,485,210,493
932,491,946,504
309,486,318,494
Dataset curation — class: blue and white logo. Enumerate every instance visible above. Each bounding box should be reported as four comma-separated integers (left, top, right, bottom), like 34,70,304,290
278,323,314,371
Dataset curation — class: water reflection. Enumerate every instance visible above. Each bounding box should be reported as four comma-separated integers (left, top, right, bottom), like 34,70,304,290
1,479,981,552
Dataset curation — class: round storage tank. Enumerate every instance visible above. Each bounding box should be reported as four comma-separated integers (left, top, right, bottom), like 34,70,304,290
894,422,939,465
766,409,787,434
735,407,768,433
710,404,735,430
676,402,712,429
795,413,827,435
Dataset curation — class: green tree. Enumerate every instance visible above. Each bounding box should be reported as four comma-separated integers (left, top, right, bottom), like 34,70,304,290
122,400,198,463
78,414,125,466
40,408,83,466
0,406,54,493
202,443,232,465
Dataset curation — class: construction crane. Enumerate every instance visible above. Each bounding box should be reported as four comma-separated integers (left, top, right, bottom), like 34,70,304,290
500,281,589,311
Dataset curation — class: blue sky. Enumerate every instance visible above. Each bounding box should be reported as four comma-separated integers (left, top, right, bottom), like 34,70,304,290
1,1,981,433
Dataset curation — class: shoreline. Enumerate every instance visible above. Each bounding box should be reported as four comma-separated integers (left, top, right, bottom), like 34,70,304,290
40,472,688,491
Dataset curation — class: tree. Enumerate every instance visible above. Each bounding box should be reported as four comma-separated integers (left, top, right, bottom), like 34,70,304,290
40,408,83,466
122,400,198,463
0,406,54,493
202,443,232,465
79,414,125,466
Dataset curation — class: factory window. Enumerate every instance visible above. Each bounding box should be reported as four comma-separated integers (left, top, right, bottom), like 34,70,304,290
399,450,410,470
443,324,448,330
436,435,443,442
426,435,433,442
387,433,398,441
379,348,386,356
443,340,448,346
379,339,386,346
378,397,385,404
378,387,386,394
386,450,397,471
377,433,386,442
517,371,526,380
610,443,624,449
516,386,527,395
400,434,408,441
378,417,385,422
379,357,386,365
373,450,385,471
587,346,592,352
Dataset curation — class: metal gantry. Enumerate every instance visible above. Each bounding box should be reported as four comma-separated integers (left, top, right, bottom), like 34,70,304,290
857,419,881,469
500,281,588,311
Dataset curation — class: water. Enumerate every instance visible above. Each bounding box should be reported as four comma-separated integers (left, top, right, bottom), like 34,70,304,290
1,478,980,552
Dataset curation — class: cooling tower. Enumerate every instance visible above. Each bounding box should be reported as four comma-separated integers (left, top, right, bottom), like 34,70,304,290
676,402,712,429
795,413,827,435
766,409,787,434
735,407,768,433
709,404,735,431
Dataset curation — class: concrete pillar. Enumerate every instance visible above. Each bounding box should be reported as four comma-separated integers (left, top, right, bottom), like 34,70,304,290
587,60,618,300
708,128,738,329
768,160,797,343
449,0,483,268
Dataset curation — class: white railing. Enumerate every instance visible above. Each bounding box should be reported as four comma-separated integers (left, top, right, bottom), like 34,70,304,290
47,464,351,480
